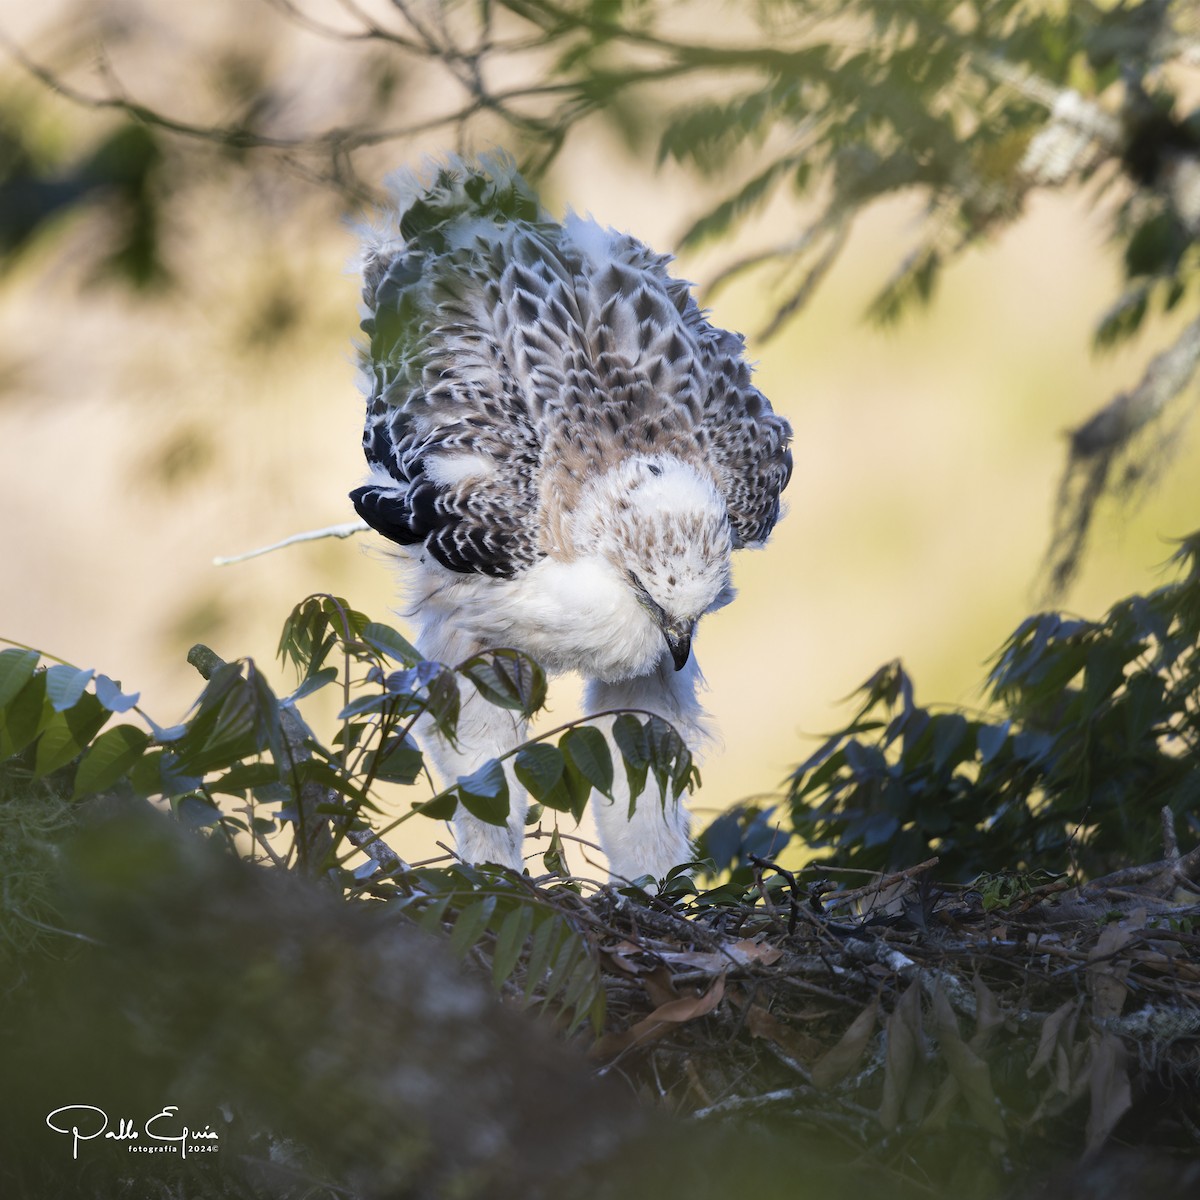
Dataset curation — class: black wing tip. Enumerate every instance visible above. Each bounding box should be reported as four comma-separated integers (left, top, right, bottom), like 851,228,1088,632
349,485,420,548
350,484,525,579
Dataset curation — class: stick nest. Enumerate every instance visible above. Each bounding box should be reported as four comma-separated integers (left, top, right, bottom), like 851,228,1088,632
479,844,1200,1194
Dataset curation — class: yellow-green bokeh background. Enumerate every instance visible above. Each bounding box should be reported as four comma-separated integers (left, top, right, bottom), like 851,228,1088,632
1,2,1197,866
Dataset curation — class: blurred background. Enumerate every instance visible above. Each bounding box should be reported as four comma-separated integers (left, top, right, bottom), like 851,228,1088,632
1,0,1197,863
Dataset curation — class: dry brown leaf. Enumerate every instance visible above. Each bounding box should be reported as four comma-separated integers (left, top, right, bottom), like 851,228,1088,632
811,998,878,1089
602,942,655,977
745,1003,826,1067
728,937,785,966
1028,999,1092,1124
653,938,782,972
656,948,729,972
1085,1031,1132,1156
1087,914,1143,1021
971,973,1005,1049
880,980,926,1130
594,974,727,1058
926,984,1006,1140
854,878,916,919
1028,998,1081,1079
643,965,681,1009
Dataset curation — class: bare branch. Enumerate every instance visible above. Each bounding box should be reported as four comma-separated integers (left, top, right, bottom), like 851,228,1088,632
213,520,370,566
758,217,850,340
1042,311,1200,596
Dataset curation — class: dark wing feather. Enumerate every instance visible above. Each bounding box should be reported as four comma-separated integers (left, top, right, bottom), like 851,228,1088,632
352,156,553,578
352,154,793,569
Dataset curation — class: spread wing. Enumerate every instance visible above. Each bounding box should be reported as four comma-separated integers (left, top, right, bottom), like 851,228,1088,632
351,153,793,574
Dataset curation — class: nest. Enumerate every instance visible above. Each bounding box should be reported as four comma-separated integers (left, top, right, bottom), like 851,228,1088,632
530,842,1200,1194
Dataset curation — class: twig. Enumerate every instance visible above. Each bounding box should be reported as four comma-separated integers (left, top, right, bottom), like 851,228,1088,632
691,1086,814,1120
822,857,940,912
1162,805,1180,861
1081,842,1200,896
347,826,405,874
1043,311,1200,595
213,520,370,566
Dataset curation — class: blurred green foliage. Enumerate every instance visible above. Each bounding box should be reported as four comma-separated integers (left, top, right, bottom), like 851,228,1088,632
0,96,166,286
708,531,1200,883
0,593,701,1034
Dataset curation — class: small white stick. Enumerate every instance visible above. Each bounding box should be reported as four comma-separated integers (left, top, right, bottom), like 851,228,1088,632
212,520,371,566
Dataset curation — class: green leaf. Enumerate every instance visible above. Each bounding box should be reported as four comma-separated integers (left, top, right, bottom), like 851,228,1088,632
612,713,650,808
33,713,84,778
867,244,941,326
378,662,461,740
0,648,39,708
976,721,1010,765
513,743,565,801
585,984,607,1037
286,666,338,704
561,726,614,798
416,893,453,935
291,758,373,809
646,715,694,800
612,713,648,767
0,670,46,759
560,751,595,822
128,748,165,797
176,793,221,828
73,724,151,797
278,597,331,673
449,895,497,958
414,789,458,821
1094,284,1149,350
560,957,600,1019
338,692,399,720
492,903,535,988
523,914,561,1003
458,649,547,717
543,930,581,1004
1124,210,1179,278
542,827,569,875
362,621,422,665
208,761,282,795
44,664,95,713
678,154,800,249
34,694,110,778
246,662,285,769
457,758,510,827
932,713,969,773
366,733,424,784
172,662,253,773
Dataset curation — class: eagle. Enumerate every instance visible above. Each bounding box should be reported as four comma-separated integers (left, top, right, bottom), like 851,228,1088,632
351,153,792,881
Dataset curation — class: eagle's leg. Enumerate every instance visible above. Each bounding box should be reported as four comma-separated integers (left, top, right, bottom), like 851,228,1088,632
414,615,529,872
582,654,707,883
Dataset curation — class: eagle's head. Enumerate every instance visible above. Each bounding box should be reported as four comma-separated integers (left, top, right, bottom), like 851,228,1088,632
578,455,734,673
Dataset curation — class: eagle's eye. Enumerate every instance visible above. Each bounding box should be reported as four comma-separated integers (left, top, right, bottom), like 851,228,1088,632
628,572,666,622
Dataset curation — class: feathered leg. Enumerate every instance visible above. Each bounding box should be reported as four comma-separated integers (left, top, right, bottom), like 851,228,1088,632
414,611,529,872
582,652,709,883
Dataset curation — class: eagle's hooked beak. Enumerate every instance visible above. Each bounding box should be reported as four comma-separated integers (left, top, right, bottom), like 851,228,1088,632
663,619,694,672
